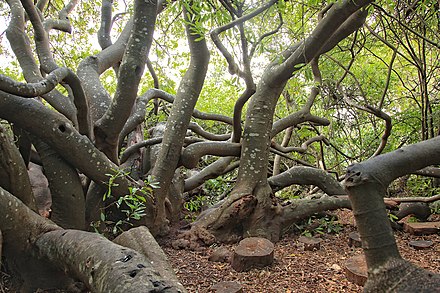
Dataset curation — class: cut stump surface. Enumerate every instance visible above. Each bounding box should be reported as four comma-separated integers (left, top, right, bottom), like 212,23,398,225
348,232,362,248
408,240,434,250
344,254,367,286
403,221,440,235
231,237,274,272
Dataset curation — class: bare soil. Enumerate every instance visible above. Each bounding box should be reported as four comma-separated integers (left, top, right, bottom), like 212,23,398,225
1,210,438,293
163,209,440,293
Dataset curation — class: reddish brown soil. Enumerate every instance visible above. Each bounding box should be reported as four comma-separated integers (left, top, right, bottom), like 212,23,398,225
1,210,438,292
163,209,440,293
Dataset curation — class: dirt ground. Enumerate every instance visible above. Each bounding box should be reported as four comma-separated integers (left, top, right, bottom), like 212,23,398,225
1,209,438,293
163,209,440,293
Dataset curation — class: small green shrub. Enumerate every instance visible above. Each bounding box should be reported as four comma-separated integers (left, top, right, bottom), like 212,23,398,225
91,170,158,235
294,214,342,236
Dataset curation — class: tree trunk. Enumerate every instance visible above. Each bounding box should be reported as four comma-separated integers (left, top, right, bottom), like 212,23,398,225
151,4,210,235
344,136,440,291
188,0,372,243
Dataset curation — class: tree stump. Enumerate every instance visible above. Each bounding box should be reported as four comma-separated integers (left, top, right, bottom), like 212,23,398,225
408,240,434,250
231,237,274,272
344,254,367,286
403,221,440,235
348,232,362,248
210,281,243,293
298,236,322,251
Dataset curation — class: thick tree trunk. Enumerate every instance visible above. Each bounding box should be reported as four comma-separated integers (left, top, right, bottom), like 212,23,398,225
0,125,36,210
151,5,210,235
344,136,440,291
187,0,372,244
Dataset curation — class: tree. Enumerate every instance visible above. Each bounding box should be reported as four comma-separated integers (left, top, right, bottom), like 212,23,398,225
0,0,439,291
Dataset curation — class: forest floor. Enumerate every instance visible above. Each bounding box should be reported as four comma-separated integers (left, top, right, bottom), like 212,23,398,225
0,209,439,293
163,209,440,293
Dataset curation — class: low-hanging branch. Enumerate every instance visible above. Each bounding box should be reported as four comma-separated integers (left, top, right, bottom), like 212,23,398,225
179,142,241,169
343,136,440,291
268,166,346,195
0,186,185,292
120,136,204,164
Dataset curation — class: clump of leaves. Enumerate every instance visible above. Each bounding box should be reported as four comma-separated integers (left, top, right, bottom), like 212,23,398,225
183,194,215,222
294,214,342,237
204,175,234,196
388,212,399,223
91,170,159,235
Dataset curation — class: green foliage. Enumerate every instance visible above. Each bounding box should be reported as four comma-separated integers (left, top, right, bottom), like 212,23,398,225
388,212,398,223
294,214,342,237
184,194,206,213
93,170,158,235
204,175,234,196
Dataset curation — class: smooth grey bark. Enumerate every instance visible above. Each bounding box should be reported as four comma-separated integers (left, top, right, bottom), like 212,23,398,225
20,0,91,137
268,166,346,195
94,0,157,162
151,5,210,235
180,142,241,169
189,0,373,243
33,140,85,230
0,90,137,204
344,136,440,291
5,0,77,125
113,226,186,292
0,125,36,211
0,186,185,292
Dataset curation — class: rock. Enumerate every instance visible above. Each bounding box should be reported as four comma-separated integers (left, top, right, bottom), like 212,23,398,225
344,254,367,286
403,221,440,235
348,232,362,248
210,281,243,293
298,236,322,251
408,240,434,250
171,238,190,250
395,202,431,221
208,247,231,263
231,237,274,272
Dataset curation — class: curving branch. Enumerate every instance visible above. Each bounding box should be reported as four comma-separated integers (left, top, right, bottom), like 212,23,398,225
271,135,329,154
42,0,77,33
119,136,204,164
179,142,241,169
150,2,211,235
210,0,278,76
98,0,114,49
0,68,69,97
94,0,157,162
5,0,78,126
20,0,91,137
184,158,238,193
120,88,233,145
268,166,346,195
77,18,134,123
0,90,132,199
0,187,186,292
344,136,440,291
271,87,330,137
188,122,231,141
